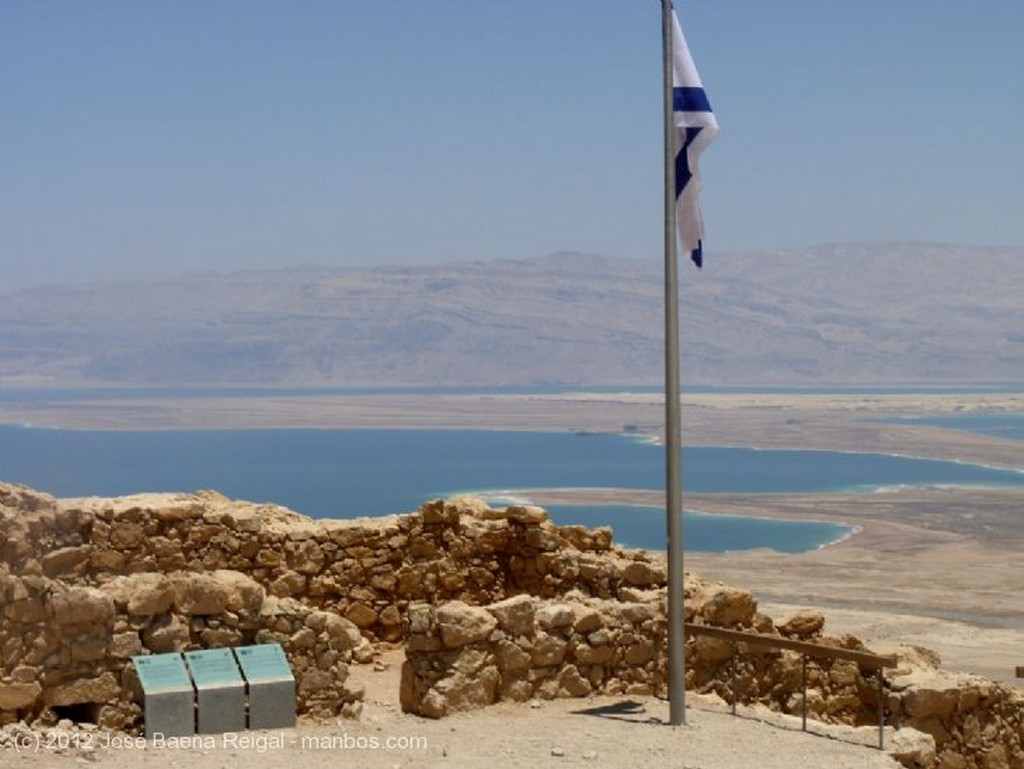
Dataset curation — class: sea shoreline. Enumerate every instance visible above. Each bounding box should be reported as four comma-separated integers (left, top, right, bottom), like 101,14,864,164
4,390,1024,681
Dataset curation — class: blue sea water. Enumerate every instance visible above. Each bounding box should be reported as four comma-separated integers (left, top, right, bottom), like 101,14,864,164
2,425,1023,553
542,504,852,553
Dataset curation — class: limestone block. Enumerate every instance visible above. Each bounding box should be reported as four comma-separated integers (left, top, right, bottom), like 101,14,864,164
90,550,126,571
621,561,665,587
505,505,548,525
0,682,41,711
406,603,436,635
109,631,143,658
166,572,229,615
524,526,562,551
201,627,244,647
222,506,264,533
378,605,402,627
776,609,825,638
443,496,491,518
424,665,500,718
70,637,108,662
4,596,47,624
353,638,374,663
488,594,536,637
587,628,612,646
44,672,119,707
9,666,37,684
369,572,397,592
692,635,734,665
289,627,317,651
897,671,963,722
573,607,604,634
142,615,190,653
211,569,265,614
439,571,465,592
699,586,757,628
469,525,510,554
297,668,335,700
319,613,364,651
558,665,592,697
574,642,615,665
436,601,497,648
588,527,613,551
109,521,146,549
494,640,532,672
345,602,379,628
532,634,568,667
624,640,656,666
558,525,610,551
419,499,460,525
287,539,325,574
102,573,175,616
41,546,91,578
269,570,307,597
150,500,203,522
50,587,115,626
256,548,284,568
612,602,657,624
618,587,661,604
535,603,575,631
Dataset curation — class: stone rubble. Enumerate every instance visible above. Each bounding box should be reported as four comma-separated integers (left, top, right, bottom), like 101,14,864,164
2,481,1023,768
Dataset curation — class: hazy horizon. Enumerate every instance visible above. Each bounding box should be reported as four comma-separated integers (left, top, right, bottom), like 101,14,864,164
3,238,1022,296
2,243,1022,388
3,1,1023,292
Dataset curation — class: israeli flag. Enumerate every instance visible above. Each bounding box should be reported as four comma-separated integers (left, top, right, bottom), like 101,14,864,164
672,9,718,267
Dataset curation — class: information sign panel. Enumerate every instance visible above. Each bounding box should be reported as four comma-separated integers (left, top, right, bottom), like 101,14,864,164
234,644,296,729
184,649,246,734
131,654,195,739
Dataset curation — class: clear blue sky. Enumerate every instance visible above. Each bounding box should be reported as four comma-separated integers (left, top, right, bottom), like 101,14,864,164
3,1,1022,290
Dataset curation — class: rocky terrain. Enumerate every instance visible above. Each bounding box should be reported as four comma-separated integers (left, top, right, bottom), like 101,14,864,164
3,481,1024,768
1,242,1022,387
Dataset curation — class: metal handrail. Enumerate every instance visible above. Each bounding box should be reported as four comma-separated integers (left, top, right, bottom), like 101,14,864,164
685,623,898,750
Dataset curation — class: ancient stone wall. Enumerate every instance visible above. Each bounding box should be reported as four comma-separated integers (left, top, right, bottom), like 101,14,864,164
400,592,666,718
0,566,367,729
402,590,1024,769
13,490,658,643
3,481,1024,768
0,483,662,731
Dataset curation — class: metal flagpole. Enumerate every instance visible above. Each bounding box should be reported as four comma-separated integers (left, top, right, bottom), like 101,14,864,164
661,0,687,727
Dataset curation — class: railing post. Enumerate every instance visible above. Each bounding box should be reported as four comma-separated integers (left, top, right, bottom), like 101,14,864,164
730,649,737,716
801,655,808,732
683,623,897,745
877,670,885,750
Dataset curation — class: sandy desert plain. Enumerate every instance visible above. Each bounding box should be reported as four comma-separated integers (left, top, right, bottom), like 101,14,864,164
3,388,1024,768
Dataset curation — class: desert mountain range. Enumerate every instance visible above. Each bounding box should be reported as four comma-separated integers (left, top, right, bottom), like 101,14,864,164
1,241,1021,388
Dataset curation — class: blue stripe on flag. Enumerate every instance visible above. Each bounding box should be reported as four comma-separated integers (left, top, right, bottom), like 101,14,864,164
676,126,707,267
674,126,703,198
690,240,704,268
673,86,712,113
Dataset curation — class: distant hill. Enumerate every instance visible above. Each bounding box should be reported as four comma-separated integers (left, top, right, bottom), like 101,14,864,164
1,242,1022,387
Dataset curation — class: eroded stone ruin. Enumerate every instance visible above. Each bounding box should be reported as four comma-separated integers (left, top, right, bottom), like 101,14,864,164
2,482,1022,768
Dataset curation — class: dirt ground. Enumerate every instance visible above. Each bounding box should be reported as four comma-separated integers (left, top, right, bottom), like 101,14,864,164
14,647,903,769
3,389,1023,767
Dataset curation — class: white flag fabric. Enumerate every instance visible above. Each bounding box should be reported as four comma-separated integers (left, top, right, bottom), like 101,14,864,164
671,9,718,267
